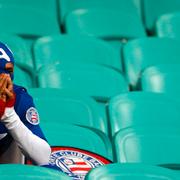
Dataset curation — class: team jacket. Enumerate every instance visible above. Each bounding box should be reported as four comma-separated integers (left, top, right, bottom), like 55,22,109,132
0,84,51,165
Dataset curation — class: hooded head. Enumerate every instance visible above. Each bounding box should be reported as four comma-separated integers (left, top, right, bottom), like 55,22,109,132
0,42,14,80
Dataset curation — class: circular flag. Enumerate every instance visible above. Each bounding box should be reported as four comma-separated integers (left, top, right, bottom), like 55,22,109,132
48,146,112,179
26,107,40,125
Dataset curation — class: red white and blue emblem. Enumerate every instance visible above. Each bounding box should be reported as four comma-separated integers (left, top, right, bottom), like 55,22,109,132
48,147,111,179
26,107,40,125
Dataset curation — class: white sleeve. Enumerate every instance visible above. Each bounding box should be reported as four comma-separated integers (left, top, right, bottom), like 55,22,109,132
1,107,51,165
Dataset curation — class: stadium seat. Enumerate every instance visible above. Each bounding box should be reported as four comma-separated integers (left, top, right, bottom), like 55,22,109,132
0,164,70,180
0,33,33,68
41,123,113,161
0,0,59,36
141,64,180,101
123,37,180,89
114,127,180,168
59,0,142,24
28,88,108,135
14,64,35,88
64,8,146,46
143,0,180,33
0,0,60,54
33,35,122,71
108,92,180,137
156,12,180,39
37,63,128,102
85,163,180,180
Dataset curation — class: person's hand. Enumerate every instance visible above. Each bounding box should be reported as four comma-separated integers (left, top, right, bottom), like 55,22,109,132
0,74,14,102
0,74,15,118
0,74,9,102
0,74,9,118
5,74,14,101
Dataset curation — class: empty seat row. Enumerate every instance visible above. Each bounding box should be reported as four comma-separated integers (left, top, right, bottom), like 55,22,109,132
114,127,180,167
37,63,128,101
33,35,122,71
1,163,179,180
0,164,70,180
36,119,180,177
123,37,180,89
30,88,180,148
29,88,108,135
109,92,180,137
59,0,180,35
85,163,180,180
8,34,126,88
28,88,180,169
0,0,179,43
5,34,180,97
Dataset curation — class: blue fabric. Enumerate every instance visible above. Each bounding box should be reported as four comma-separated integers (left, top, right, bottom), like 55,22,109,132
0,42,14,80
0,84,47,141
0,42,47,154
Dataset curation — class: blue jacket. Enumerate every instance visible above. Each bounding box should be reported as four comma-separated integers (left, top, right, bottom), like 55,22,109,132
0,84,46,141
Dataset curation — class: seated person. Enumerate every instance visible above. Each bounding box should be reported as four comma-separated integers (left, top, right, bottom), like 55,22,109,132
0,42,51,165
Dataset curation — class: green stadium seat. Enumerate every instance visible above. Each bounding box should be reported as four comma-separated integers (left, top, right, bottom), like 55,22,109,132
59,0,142,23
141,64,180,101
28,88,108,135
0,0,57,16
0,33,33,68
0,34,36,87
143,0,180,33
0,0,60,55
133,0,142,18
37,63,128,102
156,12,180,39
33,35,122,71
14,64,35,88
123,37,180,89
42,123,113,161
0,164,70,180
108,92,180,137
114,127,180,168
64,8,146,46
0,0,59,36
85,163,180,180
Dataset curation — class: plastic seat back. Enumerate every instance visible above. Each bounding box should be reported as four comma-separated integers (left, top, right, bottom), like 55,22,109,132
156,12,180,39
59,0,142,24
141,64,180,101
65,8,146,42
33,35,122,71
0,33,33,68
0,164,70,180
109,92,180,137
123,37,180,89
143,0,180,32
29,88,108,134
0,1,59,37
85,163,180,180
114,127,180,168
42,123,113,161
14,64,35,88
37,63,128,102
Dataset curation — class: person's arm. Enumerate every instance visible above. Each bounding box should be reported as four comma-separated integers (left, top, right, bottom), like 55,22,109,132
1,102,51,165
0,74,51,165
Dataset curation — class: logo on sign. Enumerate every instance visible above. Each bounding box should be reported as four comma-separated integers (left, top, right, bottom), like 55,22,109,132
49,147,111,180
